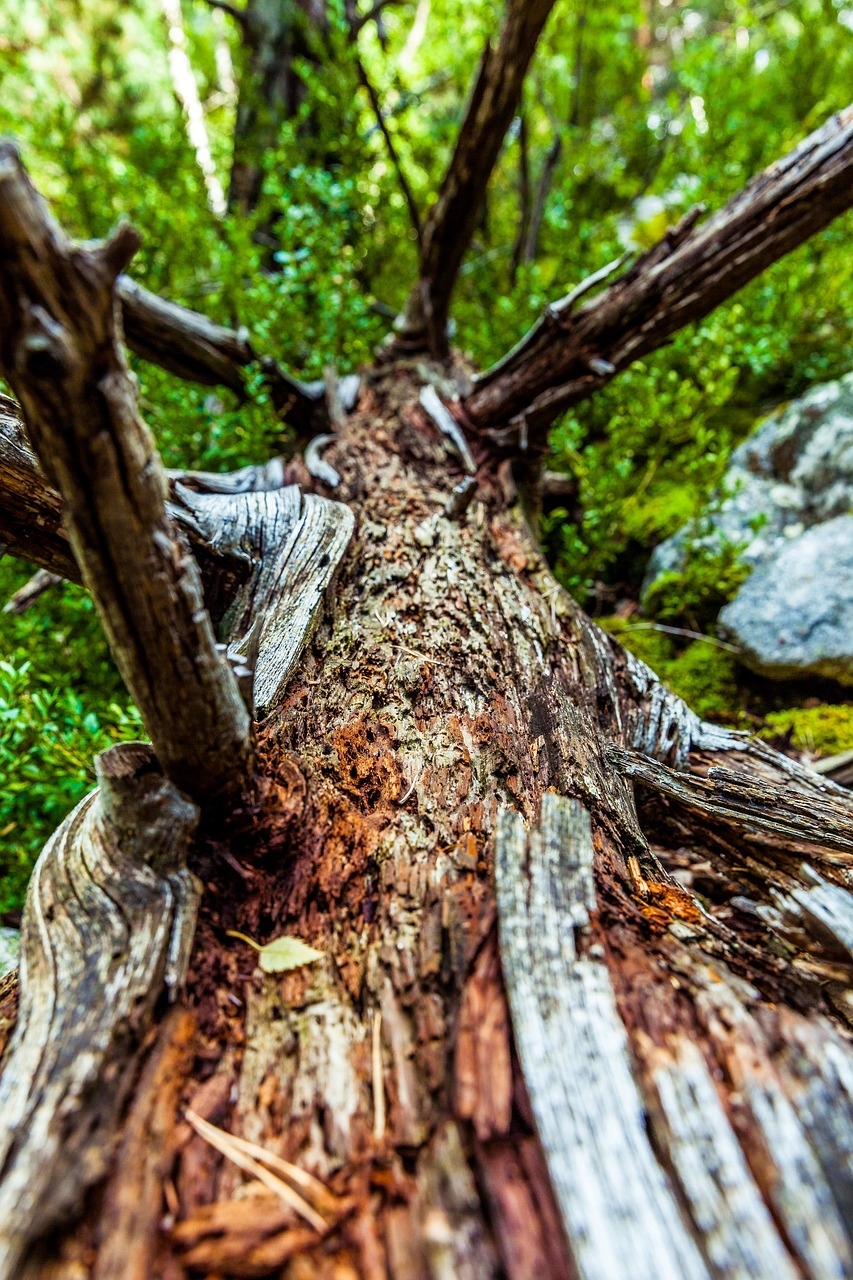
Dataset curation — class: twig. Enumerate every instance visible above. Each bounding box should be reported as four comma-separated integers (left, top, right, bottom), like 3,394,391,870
356,57,423,247
372,1011,386,1139
184,1110,328,1233
619,622,742,654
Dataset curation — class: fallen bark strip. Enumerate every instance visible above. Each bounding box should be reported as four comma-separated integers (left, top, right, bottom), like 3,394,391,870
117,275,360,435
174,484,355,713
464,102,853,440
0,141,251,803
607,745,853,860
495,794,709,1280
0,744,200,1280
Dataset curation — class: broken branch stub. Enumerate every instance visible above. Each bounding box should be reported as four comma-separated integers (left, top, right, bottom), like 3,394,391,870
465,102,853,442
0,141,252,803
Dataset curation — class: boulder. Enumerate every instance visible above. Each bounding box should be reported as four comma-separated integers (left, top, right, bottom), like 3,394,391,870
646,372,853,683
718,516,853,684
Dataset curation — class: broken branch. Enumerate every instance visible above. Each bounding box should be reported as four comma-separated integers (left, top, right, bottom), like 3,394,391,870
0,142,252,803
465,103,853,442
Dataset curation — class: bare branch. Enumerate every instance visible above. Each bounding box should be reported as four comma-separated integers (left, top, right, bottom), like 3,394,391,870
356,57,423,247
393,0,557,356
117,276,346,437
0,142,252,804
3,569,61,615
464,103,853,444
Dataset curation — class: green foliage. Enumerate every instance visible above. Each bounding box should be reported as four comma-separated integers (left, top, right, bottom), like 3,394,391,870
0,561,141,917
760,704,853,757
641,537,750,630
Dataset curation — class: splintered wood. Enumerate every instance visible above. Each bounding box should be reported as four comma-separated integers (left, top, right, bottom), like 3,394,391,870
496,795,707,1280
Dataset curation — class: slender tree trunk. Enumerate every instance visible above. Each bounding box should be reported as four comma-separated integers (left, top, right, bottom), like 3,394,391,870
228,0,330,217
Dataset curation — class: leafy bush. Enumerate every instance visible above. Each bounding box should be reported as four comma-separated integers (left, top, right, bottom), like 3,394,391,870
761,704,853,757
0,658,142,920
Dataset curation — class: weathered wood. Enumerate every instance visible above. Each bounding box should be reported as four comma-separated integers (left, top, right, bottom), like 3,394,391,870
173,483,355,712
3,569,62,615
0,144,252,802
0,743,200,1280
496,794,709,1280
393,0,558,355
465,102,853,440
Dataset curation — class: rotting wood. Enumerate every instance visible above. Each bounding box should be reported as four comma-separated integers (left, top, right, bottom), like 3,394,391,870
8,366,853,1277
0,142,252,802
0,743,200,1280
464,102,853,440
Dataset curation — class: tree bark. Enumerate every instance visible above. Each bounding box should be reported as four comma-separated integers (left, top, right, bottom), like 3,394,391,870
464,101,853,441
5,363,853,1278
393,0,557,356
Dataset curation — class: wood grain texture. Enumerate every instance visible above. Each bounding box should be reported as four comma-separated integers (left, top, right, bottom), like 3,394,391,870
172,484,355,713
465,102,853,438
0,744,200,1280
495,793,709,1280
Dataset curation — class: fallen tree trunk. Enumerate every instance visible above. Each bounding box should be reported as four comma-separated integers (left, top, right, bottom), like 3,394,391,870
5,364,853,1279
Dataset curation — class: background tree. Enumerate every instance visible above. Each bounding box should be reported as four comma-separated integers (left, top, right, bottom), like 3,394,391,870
3,2,853,1276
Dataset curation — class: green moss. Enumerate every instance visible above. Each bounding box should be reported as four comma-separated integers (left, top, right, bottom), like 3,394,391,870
641,537,750,631
760,704,853,757
601,618,742,723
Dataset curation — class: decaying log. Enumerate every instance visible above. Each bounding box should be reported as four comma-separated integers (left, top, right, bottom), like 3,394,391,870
394,0,558,355
0,743,200,1280
465,101,853,440
0,142,251,802
5,363,853,1277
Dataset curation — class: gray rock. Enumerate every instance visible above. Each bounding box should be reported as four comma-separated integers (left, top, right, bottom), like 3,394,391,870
719,517,853,684
645,372,853,590
645,372,853,683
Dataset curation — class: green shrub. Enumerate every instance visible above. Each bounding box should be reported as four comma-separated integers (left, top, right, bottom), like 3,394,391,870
641,537,750,631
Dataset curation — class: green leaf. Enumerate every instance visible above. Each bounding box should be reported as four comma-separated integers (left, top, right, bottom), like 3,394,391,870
227,930,324,974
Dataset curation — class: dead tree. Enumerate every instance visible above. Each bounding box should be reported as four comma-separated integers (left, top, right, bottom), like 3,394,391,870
3,6,853,1276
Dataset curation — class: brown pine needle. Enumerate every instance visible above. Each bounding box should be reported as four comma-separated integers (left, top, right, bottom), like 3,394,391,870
372,1010,385,1140
184,1110,328,1233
